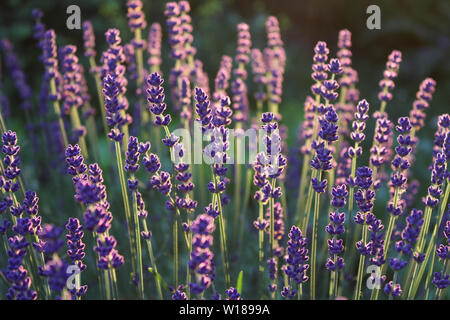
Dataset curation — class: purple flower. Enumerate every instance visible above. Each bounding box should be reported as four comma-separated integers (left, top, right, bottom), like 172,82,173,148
331,184,348,208
0,39,32,111
65,217,88,298
378,50,402,103
82,21,96,59
383,281,402,298
432,271,450,290
225,287,242,300
147,23,162,70
5,235,37,300
189,214,215,295
283,225,309,284
127,0,147,40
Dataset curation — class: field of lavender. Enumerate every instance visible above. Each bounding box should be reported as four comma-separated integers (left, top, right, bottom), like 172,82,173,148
0,0,448,301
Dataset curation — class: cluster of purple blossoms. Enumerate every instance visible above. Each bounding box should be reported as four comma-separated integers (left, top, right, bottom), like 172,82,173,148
147,164,172,197
2,159,42,301
65,217,88,298
225,287,242,300
0,39,32,111
171,285,187,300
1,130,21,193
164,1,195,110
231,23,251,124
192,59,210,96
349,100,369,158
311,41,329,97
178,1,196,63
250,48,267,105
336,29,359,132
320,58,343,102
179,76,192,122
378,50,402,103
370,117,394,189
147,23,162,71
310,106,339,193
43,30,62,100
423,150,447,210
325,184,347,271
4,235,37,300
383,281,402,298
267,257,278,293
253,113,286,204
172,143,197,211
386,117,414,217
61,45,87,143
146,72,172,128
37,224,68,296
433,218,450,290
101,28,132,140
124,136,150,190
409,78,436,135
31,8,45,60
353,166,378,256
391,208,424,271
127,0,147,48
335,142,352,186
264,16,285,111
82,21,96,60
282,226,309,295
188,214,215,295
194,87,213,133
213,55,233,105
66,147,124,271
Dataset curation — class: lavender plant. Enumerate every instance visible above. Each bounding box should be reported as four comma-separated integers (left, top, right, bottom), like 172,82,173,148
0,1,447,302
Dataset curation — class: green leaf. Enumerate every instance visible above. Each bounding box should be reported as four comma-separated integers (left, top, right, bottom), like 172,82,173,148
148,267,169,292
236,270,244,294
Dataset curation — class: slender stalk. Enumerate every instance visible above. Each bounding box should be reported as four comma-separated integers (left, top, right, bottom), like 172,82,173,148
301,168,318,232
173,210,178,287
233,123,243,235
141,218,163,299
131,188,144,299
49,78,68,147
114,140,136,274
310,178,322,300
258,202,264,276
211,166,230,288
295,153,311,225
354,221,368,300
84,106,100,162
69,106,89,158
407,182,449,299
270,178,276,254
88,57,109,136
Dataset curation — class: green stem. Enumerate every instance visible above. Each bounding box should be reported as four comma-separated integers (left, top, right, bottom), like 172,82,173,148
295,153,311,225
114,140,136,274
131,188,144,299
50,78,68,147
354,222,368,300
310,185,321,300
173,210,178,287
142,218,163,299
407,182,449,299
